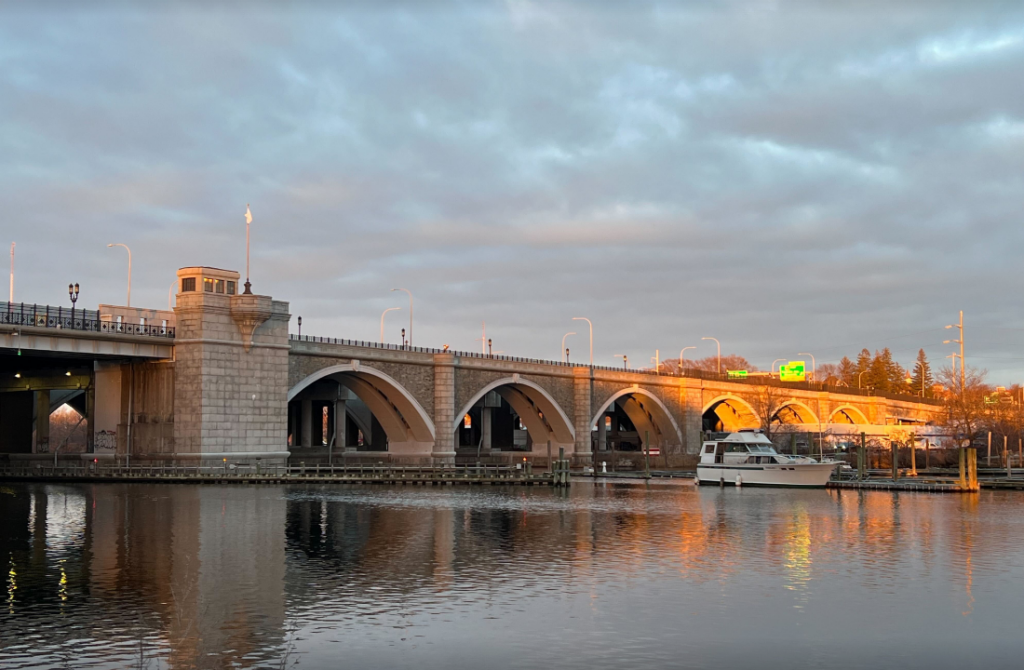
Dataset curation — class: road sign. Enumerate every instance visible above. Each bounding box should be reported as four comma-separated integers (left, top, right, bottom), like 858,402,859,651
647,447,661,457
780,361,806,382
727,370,748,379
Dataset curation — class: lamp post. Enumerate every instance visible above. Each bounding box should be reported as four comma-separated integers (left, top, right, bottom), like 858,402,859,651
702,337,721,374
8,242,13,304
572,317,593,365
798,353,815,381
380,307,401,343
391,288,413,346
297,316,302,338
562,332,576,363
615,354,628,370
107,243,131,306
679,346,696,374
68,283,79,324
858,370,868,389
772,358,786,375
944,310,965,390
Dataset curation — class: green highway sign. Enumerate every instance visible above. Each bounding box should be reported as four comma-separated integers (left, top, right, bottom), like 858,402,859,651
727,370,748,379
779,361,806,382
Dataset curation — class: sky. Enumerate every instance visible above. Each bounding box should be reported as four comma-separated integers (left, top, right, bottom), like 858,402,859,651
2,1,1024,383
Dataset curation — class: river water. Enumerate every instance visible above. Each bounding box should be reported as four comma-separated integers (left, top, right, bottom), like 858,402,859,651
1,480,1022,669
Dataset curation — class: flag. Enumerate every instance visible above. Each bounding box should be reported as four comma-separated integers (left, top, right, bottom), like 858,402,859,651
245,204,252,224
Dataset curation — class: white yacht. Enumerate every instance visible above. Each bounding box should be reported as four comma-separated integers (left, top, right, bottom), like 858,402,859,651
697,430,838,488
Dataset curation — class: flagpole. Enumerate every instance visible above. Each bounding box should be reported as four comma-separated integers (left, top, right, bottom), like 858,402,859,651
244,204,252,294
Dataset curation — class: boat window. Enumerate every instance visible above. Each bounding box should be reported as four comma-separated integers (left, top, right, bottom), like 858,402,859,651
725,443,747,453
704,444,716,454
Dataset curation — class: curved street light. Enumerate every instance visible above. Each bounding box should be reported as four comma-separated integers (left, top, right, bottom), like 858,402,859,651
562,332,576,363
572,317,593,365
702,337,721,373
772,358,786,374
390,288,413,346
679,346,696,374
380,307,401,343
107,243,131,306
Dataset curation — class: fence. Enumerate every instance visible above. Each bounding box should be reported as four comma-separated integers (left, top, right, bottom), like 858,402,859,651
1,302,175,338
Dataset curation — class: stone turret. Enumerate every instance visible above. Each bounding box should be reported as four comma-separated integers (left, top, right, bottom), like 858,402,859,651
173,267,291,464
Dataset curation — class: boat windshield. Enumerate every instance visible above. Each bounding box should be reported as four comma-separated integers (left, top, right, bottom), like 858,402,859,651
745,445,775,453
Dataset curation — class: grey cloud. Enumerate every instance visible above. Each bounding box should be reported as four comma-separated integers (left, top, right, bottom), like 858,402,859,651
3,1,1024,378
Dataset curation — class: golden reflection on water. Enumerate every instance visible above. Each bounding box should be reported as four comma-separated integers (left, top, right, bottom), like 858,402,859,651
1,483,1023,669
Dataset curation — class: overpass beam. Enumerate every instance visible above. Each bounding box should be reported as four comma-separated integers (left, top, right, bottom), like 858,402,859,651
334,399,347,451
34,390,50,454
301,399,312,448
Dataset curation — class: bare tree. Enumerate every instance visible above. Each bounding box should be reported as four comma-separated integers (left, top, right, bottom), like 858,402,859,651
938,365,989,448
747,384,785,442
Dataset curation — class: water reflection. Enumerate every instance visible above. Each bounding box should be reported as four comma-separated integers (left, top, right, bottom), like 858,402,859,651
1,482,1023,669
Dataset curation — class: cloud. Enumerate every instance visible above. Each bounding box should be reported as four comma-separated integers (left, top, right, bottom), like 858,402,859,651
3,1,1024,380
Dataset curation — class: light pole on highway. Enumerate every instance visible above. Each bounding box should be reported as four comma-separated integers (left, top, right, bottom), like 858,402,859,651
798,353,815,381
391,288,413,346
380,307,401,344
944,310,965,390
702,337,721,374
573,317,593,366
772,358,785,375
858,370,868,389
107,243,131,306
679,346,696,374
562,332,576,363
614,354,628,370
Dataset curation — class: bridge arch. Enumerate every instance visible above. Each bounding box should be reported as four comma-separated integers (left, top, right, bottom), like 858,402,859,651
702,395,759,432
288,364,435,455
454,377,575,449
829,405,869,425
591,387,683,449
772,401,819,425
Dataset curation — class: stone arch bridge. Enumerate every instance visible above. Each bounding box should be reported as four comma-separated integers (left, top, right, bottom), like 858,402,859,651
288,336,944,465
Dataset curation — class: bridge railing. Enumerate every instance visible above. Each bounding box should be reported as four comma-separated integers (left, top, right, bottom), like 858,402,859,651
1,302,175,338
290,334,943,407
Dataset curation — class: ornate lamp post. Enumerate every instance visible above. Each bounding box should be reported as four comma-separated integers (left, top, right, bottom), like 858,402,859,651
297,316,302,338
68,282,79,325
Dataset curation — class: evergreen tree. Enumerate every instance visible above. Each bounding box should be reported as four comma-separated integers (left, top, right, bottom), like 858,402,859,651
910,349,933,398
838,356,856,386
855,349,872,388
881,348,907,392
868,350,889,392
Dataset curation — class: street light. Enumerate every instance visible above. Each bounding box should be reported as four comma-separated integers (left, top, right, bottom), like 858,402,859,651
945,310,965,390
573,317,593,366
772,358,785,375
679,346,696,374
390,288,413,346
702,337,721,373
562,332,576,363
798,353,815,381
68,283,79,323
380,307,401,343
858,370,868,389
297,316,302,338
107,243,131,307
614,354,628,370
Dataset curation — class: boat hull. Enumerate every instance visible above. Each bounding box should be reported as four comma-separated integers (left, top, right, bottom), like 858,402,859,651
697,462,837,488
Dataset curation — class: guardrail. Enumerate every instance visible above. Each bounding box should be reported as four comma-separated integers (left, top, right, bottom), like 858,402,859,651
1,302,175,338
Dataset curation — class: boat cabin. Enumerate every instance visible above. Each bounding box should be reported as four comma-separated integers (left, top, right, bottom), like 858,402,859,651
700,430,792,465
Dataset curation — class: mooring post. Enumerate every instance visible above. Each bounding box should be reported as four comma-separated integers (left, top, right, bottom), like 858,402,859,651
858,432,866,481
644,430,651,479
968,447,979,491
790,433,797,456
890,441,898,481
1006,435,1011,478
987,431,992,468
909,433,917,476
925,439,930,470
958,447,966,489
